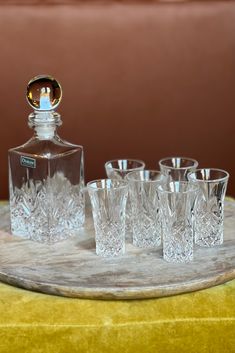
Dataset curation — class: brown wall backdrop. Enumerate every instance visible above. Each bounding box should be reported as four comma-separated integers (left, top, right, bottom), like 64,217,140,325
0,1,235,198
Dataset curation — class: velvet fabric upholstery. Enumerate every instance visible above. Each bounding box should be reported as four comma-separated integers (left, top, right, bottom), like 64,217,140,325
0,280,234,352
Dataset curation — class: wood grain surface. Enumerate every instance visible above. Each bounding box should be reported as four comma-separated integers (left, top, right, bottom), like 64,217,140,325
0,201,234,300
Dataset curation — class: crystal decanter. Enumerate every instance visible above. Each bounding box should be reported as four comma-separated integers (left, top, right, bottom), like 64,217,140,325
8,75,85,243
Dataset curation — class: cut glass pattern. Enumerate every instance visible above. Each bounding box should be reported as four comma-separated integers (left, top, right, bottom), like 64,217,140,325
194,195,224,247
10,172,84,243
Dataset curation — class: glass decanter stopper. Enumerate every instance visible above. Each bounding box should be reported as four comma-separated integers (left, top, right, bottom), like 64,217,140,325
8,75,85,243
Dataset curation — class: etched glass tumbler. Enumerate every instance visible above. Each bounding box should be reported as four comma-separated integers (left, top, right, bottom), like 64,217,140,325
188,169,229,247
105,159,145,234
158,181,197,263
87,179,128,257
126,170,162,248
159,157,198,181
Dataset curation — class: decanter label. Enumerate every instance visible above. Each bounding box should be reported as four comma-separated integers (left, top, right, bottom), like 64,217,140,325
20,156,36,169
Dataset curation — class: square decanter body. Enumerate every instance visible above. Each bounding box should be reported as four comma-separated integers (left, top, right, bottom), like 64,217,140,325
9,136,85,243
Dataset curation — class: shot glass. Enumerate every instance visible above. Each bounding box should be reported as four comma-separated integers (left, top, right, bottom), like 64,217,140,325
87,179,128,257
126,170,162,248
105,159,145,234
105,159,145,180
158,181,197,263
159,157,198,181
188,168,229,247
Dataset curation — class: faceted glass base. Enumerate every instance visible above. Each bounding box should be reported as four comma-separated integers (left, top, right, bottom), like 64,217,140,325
194,212,224,247
96,231,125,258
133,229,161,248
163,248,193,263
11,228,77,244
96,242,125,258
195,234,223,247
163,224,194,263
10,173,85,244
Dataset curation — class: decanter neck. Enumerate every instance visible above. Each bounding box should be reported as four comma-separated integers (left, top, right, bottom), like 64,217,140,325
28,111,62,140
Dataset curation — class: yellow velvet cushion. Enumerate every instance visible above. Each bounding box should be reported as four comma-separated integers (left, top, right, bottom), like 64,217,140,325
0,280,234,353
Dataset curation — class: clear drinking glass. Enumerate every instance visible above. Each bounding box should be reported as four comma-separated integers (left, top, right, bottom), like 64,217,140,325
188,168,229,247
159,157,198,181
158,181,197,263
87,179,128,258
126,170,162,248
105,159,145,234
105,159,145,180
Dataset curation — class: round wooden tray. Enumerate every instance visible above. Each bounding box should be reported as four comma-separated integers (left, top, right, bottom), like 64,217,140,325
0,201,234,300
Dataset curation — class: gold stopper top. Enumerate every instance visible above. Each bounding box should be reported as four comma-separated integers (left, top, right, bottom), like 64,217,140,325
26,75,62,111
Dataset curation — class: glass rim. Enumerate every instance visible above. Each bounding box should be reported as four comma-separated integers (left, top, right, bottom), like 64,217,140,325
159,156,198,170
87,178,128,190
105,158,145,172
188,168,229,182
157,181,198,194
126,169,162,183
